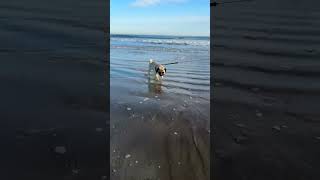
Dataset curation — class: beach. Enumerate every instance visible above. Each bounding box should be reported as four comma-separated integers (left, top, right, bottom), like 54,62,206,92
0,0,108,179
110,35,210,180
212,0,320,179
1,0,319,179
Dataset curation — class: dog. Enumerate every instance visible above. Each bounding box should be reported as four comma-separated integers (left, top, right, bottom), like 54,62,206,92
149,59,166,81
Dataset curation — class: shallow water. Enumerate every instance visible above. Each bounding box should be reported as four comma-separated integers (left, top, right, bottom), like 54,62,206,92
110,35,210,180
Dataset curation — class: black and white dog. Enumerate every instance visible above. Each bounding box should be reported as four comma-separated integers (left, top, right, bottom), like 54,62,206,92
149,59,166,81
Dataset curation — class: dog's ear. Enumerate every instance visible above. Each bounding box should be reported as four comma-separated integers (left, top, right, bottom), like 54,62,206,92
155,67,159,73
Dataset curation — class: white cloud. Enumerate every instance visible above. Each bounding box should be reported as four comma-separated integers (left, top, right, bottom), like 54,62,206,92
131,0,187,7
131,0,160,7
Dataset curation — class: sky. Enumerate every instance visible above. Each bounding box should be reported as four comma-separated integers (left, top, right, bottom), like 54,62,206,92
111,0,210,36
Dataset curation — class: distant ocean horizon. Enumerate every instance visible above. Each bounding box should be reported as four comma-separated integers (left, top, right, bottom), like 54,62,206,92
111,33,210,48
111,33,210,39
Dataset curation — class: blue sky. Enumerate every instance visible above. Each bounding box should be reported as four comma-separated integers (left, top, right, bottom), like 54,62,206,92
111,0,210,36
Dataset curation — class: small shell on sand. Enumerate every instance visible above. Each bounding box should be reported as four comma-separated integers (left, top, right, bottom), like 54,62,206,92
256,111,263,117
72,169,79,174
272,126,281,131
125,154,131,159
54,146,66,154
127,107,132,111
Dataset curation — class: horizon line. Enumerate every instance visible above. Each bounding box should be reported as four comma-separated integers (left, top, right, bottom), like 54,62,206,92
110,33,210,38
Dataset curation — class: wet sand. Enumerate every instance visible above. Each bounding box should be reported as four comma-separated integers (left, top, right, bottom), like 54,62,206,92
110,93,210,180
0,0,108,179
212,0,320,179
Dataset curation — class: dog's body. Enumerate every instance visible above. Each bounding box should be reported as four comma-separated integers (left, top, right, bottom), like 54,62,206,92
149,59,166,81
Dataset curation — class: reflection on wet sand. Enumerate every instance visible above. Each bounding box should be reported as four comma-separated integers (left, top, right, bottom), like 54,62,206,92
148,80,163,94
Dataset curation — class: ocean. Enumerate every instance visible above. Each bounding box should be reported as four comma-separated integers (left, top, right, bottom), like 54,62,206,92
110,34,210,99
110,34,210,180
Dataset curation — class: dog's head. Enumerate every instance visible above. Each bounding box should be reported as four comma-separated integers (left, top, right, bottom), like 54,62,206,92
155,65,166,77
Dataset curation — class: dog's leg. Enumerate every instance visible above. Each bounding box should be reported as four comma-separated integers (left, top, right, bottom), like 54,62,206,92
148,61,153,80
